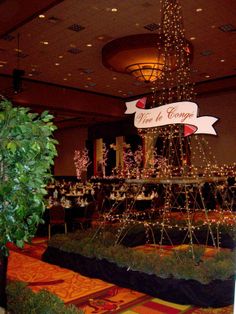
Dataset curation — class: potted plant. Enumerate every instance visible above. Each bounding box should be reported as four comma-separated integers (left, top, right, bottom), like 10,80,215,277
0,98,57,308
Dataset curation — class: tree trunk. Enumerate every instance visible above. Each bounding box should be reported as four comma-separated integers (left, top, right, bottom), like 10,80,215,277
0,251,8,308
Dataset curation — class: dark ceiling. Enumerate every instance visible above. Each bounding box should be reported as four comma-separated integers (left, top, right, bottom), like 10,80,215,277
0,0,235,128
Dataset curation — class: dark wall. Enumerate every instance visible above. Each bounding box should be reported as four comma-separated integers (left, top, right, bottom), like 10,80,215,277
88,117,137,140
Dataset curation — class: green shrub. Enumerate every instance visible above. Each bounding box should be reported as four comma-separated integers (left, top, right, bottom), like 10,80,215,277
6,281,83,314
48,231,235,284
202,258,235,281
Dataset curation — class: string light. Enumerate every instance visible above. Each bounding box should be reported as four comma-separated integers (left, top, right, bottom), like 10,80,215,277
76,0,236,261
74,148,91,179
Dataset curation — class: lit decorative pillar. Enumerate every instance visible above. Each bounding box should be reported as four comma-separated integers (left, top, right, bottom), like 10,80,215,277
143,132,156,171
110,136,130,172
116,136,124,169
93,138,103,176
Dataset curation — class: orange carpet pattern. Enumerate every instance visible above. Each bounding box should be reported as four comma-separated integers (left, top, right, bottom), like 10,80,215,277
8,251,115,303
7,239,234,314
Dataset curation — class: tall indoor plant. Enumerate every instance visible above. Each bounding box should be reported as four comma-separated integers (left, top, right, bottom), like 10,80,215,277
0,98,57,307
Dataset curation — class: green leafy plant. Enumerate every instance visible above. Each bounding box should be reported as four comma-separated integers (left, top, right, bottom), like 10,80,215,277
6,281,82,314
0,98,57,307
0,99,57,253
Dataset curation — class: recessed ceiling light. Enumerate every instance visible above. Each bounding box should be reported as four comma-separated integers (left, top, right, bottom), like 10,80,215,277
54,63,60,66
112,76,117,80
67,73,72,76
220,59,225,62
39,14,45,19
58,55,63,59
30,70,41,76
87,77,91,80
40,41,49,45
63,78,68,81
86,43,92,47
118,90,122,93
28,73,33,76
190,37,196,40
111,8,118,12
97,36,104,40
32,68,36,71
135,23,140,27
196,8,203,12
205,75,210,78
0,64,4,68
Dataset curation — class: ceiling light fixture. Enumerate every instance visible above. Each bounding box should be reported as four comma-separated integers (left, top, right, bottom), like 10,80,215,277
102,33,192,83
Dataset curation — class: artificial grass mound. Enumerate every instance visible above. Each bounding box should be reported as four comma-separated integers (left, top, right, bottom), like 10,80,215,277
42,229,235,307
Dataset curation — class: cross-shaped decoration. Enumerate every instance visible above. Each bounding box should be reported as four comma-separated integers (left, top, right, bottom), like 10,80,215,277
110,136,130,169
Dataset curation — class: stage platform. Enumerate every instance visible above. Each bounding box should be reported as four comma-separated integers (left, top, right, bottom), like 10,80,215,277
8,238,234,313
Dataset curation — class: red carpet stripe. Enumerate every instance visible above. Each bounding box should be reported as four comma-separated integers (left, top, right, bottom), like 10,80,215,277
28,279,64,286
141,301,180,313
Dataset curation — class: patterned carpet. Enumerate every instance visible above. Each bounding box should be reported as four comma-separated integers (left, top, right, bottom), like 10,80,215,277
7,238,234,314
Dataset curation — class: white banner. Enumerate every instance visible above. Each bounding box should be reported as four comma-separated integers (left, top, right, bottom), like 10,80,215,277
125,98,218,137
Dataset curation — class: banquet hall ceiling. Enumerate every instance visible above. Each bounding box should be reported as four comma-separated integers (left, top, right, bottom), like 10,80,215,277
0,0,235,128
